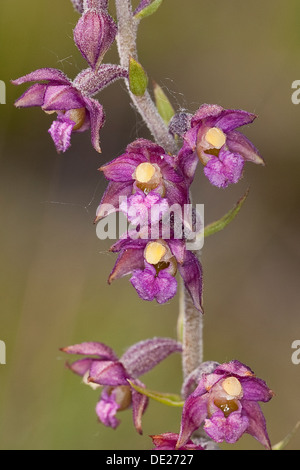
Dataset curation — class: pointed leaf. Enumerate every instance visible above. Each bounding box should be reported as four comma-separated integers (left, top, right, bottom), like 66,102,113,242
134,0,163,20
129,57,148,96
128,380,184,407
153,82,175,125
204,188,249,238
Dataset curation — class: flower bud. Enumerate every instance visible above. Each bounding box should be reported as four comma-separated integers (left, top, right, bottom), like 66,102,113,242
74,10,117,69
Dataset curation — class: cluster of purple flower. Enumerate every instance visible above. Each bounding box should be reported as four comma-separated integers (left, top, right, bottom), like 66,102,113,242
13,0,272,450
62,342,273,449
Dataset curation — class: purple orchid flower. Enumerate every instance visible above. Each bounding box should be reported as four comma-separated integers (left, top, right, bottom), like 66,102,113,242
151,433,204,450
176,360,274,449
177,104,264,188
119,188,170,226
12,68,105,153
61,337,182,434
108,236,203,312
95,139,188,222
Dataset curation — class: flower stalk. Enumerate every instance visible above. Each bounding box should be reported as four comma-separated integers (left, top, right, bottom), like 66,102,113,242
114,0,177,154
181,262,203,380
115,0,204,385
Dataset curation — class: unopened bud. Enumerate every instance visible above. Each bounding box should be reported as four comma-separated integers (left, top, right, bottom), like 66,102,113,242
74,10,117,69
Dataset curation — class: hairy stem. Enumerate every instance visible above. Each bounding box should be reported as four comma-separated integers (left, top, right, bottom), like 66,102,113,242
181,275,203,380
115,0,203,382
114,0,177,154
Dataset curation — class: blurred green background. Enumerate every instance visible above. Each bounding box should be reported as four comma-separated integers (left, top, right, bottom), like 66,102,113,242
0,0,300,450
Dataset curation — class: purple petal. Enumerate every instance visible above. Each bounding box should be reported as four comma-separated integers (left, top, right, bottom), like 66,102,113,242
177,142,199,184
66,358,94,376
83,97,105,153
89,360,129,386
126,138,165,157
130,266,177,304
215,109,257,133
130,265,158,302
100,153,146,182
150,154,183,184
179,251,203,312
14,83,46,108
61,341,118,360
121,337,182,378
242,400,272,449
95,181,133,222
204,150,244,188
48,116,75,153
96,388,120,429
181,361,220,400
164,179,188,206
204,409,249,444
151,433,204,450
131,379,149,435
108,248,145,284
43,85,85,111
241,377,274,403
168,239,186,265
182,126,199,152
74,10,117,69
203,372,225,392
226,130,264,165
155,270,178,304
214,360,255,378
11,68,71,86
109,237,147,253
177,394,209,448
191,104,224,127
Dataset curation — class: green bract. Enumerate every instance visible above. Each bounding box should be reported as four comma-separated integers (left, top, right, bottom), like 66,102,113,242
129,57,148,96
